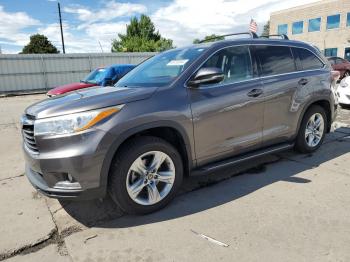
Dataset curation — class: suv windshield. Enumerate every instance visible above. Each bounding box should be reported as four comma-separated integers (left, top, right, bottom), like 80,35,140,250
116,47,207,87
83,68,107,84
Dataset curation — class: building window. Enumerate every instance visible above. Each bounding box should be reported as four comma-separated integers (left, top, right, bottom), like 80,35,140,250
324,48,338,57
292,21,303,34
277,24,288,35
347,13,350,27
327,14,340,29
308,18,321,32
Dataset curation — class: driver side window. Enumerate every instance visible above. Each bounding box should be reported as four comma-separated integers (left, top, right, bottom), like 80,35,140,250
201,45,253,85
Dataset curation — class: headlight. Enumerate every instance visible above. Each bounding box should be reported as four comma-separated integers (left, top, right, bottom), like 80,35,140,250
34,105,124,136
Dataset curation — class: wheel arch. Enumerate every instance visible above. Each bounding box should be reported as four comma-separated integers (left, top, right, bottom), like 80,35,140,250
99,121,194,194
297,98,332,135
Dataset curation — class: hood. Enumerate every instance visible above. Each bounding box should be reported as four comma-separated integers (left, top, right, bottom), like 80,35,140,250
26,86,157,119
47,82,97,95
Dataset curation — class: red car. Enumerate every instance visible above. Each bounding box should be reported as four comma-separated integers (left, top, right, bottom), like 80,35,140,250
47,64,136,96
327,57,350,79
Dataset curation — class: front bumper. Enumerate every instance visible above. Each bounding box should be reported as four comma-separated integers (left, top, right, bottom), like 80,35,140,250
23,128,114,200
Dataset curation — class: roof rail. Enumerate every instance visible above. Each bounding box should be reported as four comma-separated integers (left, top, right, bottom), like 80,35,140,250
198,32,259,43
260,34,289,40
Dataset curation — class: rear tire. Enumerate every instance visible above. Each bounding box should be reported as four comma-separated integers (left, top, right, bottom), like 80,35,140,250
108,136,183,215
295,105,327,153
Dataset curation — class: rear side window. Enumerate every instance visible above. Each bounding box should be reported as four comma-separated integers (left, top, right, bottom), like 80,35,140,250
254,45,296,76
336,58,346,64
296,48,324,70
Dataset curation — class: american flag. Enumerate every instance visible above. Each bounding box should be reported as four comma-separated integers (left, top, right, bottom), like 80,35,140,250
249,19,258,33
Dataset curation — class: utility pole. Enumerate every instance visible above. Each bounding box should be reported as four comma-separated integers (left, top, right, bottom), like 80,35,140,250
58,2,65,54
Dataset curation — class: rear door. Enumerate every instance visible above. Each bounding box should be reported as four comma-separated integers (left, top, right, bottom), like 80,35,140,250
255,45,327,147
253,45,301,146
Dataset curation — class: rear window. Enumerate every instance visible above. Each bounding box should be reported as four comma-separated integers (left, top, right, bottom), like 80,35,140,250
254,45,296,76
296,48,324,70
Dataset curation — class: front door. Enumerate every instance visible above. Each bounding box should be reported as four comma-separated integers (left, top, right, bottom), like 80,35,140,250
188,45,264,166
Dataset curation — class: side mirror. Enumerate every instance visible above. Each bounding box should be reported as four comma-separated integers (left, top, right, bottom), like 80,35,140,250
188,67,224,87
104,78,113,86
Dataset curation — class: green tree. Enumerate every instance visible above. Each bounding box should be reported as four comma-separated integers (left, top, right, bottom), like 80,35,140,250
261,20,270,36
193,34,225,44
21,34,59,54
111,15,173,52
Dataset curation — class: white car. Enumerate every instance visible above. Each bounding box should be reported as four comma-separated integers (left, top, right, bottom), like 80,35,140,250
337,76,350,106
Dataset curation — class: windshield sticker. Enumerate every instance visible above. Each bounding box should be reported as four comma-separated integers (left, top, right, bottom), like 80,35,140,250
167,59,189,66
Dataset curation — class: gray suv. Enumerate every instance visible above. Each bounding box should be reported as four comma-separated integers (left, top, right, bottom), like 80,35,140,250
22,33,337,214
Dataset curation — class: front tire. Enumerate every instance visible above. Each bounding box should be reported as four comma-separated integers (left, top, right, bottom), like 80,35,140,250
108,136,183,215
295,105,327,153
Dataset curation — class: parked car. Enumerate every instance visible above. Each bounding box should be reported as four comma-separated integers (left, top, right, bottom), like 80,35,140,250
22,33,337,215
337,76,350,107
46,64,136,96
327,56,350,79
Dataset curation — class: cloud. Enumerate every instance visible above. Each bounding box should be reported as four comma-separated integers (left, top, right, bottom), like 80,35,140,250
63,1,147,24
37,21,127,53
1,0,321,53
0,5,41,48
152,0,319,47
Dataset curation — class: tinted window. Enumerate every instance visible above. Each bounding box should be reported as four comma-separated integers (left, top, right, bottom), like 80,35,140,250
308,18,321,32
347,13,350,27
336,58,346,64
278,24,288,35
200,46,253,85
296,48,324,70
292,21,303,34
327,58,335,65
327,14,340,29
255,45,295,76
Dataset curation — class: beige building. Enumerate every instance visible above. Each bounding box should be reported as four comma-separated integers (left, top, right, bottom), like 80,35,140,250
270,0,350,59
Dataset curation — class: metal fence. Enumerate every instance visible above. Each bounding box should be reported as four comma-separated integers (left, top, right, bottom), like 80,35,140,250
0,52,155,94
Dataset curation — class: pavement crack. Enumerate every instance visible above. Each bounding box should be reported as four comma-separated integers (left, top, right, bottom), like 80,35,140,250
0,197,85,261
0,228,58,261
0,174,25,182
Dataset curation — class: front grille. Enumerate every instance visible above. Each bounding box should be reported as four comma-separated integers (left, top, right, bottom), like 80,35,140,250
21,116,39,153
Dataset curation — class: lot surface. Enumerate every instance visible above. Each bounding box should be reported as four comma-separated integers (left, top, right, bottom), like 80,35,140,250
0,94,349,262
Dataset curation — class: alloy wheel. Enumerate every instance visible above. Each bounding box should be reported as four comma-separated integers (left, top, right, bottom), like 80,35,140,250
126,151,175,206
304,113,324,147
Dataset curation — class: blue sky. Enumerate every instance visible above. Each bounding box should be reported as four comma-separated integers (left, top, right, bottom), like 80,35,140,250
0,0,318,54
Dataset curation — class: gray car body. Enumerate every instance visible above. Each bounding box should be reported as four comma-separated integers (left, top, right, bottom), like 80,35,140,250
22,38,337,199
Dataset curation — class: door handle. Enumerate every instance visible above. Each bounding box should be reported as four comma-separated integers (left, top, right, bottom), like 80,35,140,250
298,78,308,86
247,88,263,97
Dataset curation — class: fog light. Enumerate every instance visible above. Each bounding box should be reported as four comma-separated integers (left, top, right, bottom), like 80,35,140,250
53,181,82,190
